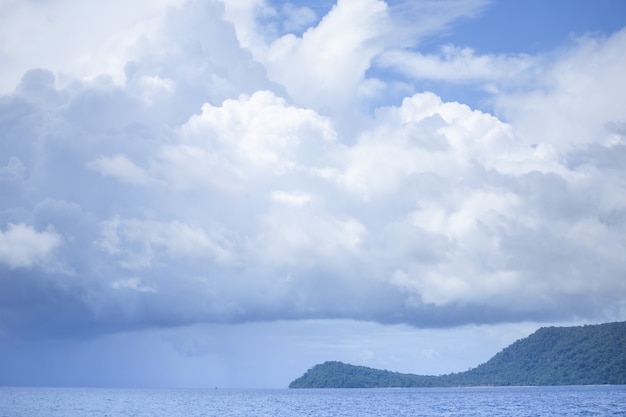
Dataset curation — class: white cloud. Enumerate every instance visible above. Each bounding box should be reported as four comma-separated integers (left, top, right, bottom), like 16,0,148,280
142,90,338,191
0,0,185,92
255,209,366,266
221,0,277,51
334,91,564,199
88,155,154,186
271,190,312,206
224,0,489,111
261,0,390,109
135,75,176,104
0,223,62,268
495,28,626,152
181,91,337,171
378,45,535,84
0,0,625,347
87,90,338,193
409,190,519,241
98,217,234,269
111,277,157,293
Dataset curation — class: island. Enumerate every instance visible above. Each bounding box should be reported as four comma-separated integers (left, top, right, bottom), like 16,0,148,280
289,321,626,388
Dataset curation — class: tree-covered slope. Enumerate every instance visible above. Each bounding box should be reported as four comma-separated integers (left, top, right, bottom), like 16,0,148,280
459,321,626,386
289,321,626,388
288,361,440,388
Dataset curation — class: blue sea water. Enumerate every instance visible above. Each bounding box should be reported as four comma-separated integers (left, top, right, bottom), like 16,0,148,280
1,385,625,417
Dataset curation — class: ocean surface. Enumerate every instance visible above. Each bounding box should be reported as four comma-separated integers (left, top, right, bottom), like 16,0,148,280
1,385,625,416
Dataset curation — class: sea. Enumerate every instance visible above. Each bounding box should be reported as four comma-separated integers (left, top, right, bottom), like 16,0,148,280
1,385,625,416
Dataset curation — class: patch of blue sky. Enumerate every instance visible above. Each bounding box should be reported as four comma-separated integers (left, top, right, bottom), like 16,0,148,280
364,66,502,115
368,0,626,114
419,0,626,55
262,0,336,37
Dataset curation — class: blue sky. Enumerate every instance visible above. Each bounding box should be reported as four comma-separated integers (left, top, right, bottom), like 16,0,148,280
425,0,626,54
0,0,625,388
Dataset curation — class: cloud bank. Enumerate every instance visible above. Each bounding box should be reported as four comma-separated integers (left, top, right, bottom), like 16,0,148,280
1,0,625,343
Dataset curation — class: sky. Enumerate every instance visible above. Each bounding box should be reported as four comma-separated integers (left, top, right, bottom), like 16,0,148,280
1,0,625,389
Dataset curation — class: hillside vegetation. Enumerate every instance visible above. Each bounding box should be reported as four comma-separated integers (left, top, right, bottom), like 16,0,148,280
289,321,626,388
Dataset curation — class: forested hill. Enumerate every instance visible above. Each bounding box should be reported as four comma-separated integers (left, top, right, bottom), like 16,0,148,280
289,321,626,388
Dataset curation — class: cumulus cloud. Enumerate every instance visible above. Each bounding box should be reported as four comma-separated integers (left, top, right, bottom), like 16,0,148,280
0,223,61,269
180,91,337,174
260,0,391,109
1,0,625,344
495,28,626,152
0,0,185,93
98,217,234,268
89,155,154,186
224,0,489,111
271,190,312,206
